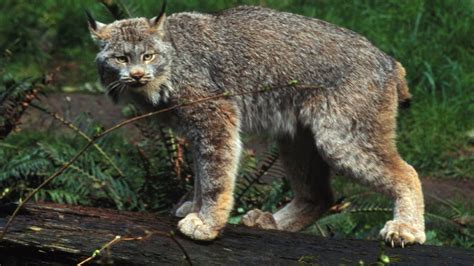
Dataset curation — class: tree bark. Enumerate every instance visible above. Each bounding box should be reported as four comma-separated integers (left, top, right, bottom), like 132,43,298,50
0,203,472,265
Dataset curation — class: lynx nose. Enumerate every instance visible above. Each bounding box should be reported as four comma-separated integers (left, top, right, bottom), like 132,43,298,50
130,69,145,80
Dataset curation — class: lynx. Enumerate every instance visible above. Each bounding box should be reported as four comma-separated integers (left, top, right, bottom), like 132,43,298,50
87,3,425,247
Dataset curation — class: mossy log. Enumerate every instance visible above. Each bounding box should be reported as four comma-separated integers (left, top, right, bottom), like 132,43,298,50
0,203,472,265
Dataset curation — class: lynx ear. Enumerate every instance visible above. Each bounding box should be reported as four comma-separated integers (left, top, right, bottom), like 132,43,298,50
149,0,167,38
85,9,108,45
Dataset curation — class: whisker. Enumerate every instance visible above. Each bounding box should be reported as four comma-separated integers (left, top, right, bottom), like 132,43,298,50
105,80,120,91
105,81,127,103
118,84,127,98
106,82,122,95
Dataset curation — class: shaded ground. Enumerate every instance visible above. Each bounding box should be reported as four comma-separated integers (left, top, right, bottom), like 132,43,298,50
19,93,474,203
20,92,141,139
422,179,474,204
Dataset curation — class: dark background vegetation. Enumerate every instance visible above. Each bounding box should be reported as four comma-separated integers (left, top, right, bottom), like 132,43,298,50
1,0,472,248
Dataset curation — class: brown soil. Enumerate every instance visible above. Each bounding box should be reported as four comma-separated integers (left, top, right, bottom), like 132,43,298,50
422,178,474,204
19,92,140,138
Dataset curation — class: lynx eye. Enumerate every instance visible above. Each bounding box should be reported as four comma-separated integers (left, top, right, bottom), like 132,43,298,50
142,53,156,62
115,56,128,64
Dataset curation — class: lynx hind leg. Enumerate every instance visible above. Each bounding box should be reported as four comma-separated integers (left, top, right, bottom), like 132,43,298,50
242,125,333,232
175,172,202,218
303,90,425,247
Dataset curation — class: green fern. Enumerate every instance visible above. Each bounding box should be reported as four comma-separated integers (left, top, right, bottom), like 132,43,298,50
235,147,281,208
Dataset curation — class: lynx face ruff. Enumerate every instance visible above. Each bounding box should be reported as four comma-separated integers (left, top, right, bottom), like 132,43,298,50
88,5,425,246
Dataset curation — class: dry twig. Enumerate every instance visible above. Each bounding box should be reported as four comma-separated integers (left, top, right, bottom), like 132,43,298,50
76,229,192,265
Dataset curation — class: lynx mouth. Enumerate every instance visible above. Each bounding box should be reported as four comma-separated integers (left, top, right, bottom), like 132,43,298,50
127,81,149,88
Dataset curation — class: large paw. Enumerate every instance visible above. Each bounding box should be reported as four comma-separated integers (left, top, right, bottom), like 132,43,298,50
241,209,278,230
380,220,426,248
175,201,193,218
178,213,220,241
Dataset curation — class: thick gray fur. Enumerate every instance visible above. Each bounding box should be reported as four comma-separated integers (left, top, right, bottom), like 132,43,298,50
90,6,425,245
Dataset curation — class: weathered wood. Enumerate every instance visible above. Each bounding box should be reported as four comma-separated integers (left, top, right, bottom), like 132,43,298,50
0,203,472,265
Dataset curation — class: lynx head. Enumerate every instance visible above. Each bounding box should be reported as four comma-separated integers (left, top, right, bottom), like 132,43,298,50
87,2,172,105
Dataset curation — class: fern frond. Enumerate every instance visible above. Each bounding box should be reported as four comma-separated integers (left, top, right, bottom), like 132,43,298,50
349,206,392,213
37,142,105,188
30,103,124,177
235,147,279,202
0,156,50,181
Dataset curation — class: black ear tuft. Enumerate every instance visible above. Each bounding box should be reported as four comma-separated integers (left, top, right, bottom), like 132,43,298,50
152,0,167,26
85,9,97,30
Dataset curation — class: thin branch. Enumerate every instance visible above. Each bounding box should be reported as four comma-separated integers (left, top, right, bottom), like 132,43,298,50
0,83,320,242
315,222,326,237
77,235,123,265
76,230,192,265
30,102,125,177
154,230,193,266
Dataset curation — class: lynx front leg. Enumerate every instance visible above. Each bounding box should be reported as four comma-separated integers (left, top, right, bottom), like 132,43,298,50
177,100,241,241
379,162,425,247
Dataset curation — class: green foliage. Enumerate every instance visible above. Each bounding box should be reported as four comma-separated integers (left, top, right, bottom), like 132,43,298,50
0,79,190,211
0,122,194,212
0,127,141,209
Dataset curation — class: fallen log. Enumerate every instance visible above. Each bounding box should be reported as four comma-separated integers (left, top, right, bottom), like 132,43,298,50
0,203,472,265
